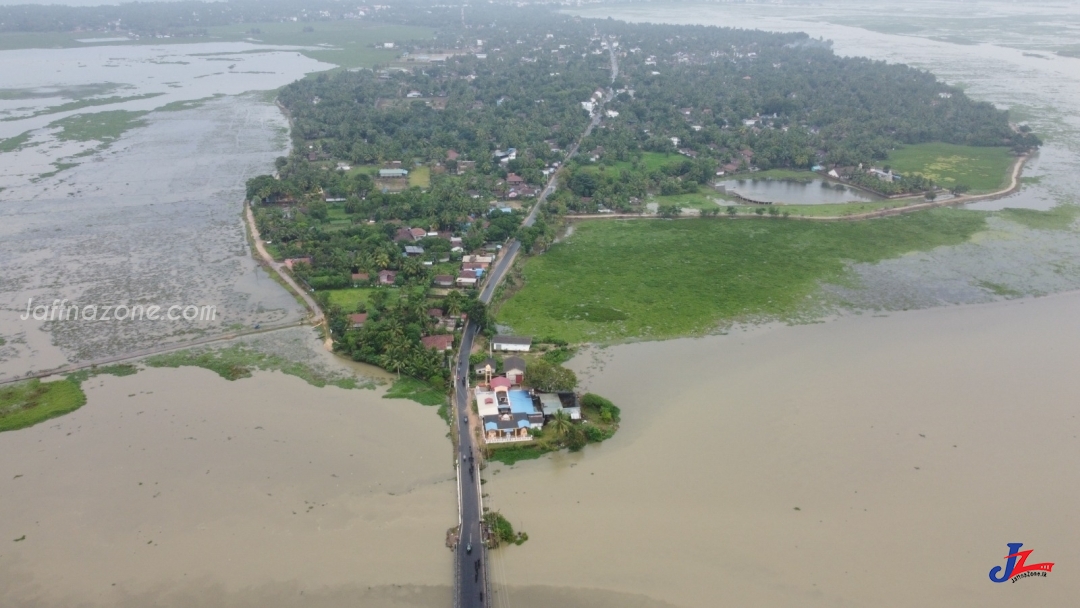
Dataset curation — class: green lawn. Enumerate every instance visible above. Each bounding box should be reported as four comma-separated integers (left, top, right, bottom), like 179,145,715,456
325,287,372,312
0,379,86,433
887,143,1014,193
497,209,987,342
409,165,431,189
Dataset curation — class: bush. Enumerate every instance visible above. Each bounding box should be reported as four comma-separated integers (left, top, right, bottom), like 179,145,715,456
582,393,621,423
566,426,587,451
583,424,605,442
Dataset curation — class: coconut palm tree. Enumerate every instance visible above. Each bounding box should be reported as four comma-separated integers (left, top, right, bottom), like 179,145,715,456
547,410,572,440
373,250,391,270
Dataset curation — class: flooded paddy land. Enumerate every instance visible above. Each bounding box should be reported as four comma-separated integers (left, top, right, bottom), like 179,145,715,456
0,40,338,378
486,290,1080,608
0,365,454,608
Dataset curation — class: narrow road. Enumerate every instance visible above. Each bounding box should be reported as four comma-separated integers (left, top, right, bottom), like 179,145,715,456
452,35,620,608
245,202,324,324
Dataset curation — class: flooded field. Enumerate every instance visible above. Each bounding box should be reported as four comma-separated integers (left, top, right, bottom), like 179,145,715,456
0,95,309,378
0,40,335,379
471,2,1080,606
0,366,454,608
485,291,1080,607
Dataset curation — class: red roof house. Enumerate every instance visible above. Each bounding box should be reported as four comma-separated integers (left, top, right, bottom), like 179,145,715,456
420,334,455,352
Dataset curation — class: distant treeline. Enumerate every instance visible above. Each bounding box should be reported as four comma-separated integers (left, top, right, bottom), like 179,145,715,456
0,0,369,34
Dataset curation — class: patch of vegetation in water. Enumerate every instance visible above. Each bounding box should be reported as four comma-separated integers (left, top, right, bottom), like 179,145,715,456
66,363,139,385
1,93,164,122
483,511,528,546
145,345,366,389
153,96,221,112
487,444,548,465
49,110,149,143
977,281,1024,298
382,376,446,406
497,209,988,343
0,131,33,153
0,378,86,433
997,205,1079,231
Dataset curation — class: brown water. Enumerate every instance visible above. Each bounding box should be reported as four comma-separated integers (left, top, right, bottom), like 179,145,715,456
0,367,455,607
485,291,1080,607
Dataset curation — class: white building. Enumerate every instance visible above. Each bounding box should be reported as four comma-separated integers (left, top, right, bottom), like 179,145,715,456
492,335,532,352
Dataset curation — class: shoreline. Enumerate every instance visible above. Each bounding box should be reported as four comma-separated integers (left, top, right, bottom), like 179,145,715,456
567,152,1031,223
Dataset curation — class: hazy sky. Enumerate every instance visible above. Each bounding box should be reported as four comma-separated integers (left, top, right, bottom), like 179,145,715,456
0,0,186,5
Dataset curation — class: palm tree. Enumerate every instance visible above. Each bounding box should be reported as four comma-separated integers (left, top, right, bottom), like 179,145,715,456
373,250,391,270
444,291,464,317
547,411,572,440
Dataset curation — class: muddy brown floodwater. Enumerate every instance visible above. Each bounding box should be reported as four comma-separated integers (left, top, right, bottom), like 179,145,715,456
0,367,455,608
485,291,1080,607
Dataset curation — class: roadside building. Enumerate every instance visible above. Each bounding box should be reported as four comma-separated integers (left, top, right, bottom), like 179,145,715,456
348,313,368,328
378,270,398,285
504,356,526,385
492,335,532,352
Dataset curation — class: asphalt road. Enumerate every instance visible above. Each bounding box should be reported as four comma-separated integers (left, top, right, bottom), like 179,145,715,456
452,37,619,607
453,322,486,608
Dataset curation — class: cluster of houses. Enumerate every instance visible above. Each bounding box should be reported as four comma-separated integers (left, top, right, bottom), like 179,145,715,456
473,336,581,443
433,253,495,289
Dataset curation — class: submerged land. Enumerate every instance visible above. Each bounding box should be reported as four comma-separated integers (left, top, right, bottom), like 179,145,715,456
3,0,1080,607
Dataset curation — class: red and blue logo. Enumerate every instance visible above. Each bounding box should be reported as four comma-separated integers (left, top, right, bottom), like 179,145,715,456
989,543,1054,583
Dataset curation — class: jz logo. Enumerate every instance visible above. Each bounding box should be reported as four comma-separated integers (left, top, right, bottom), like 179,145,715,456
988,543,1054,583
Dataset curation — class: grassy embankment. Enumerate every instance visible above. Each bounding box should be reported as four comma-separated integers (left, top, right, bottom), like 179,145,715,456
886,143,1014,193
497,209,989,343
0,364,137,433
383,376,450,423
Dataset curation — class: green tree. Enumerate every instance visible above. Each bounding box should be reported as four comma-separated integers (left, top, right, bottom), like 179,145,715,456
527,359,577,392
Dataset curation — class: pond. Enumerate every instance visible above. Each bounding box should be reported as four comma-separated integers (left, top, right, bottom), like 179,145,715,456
717,177,881,205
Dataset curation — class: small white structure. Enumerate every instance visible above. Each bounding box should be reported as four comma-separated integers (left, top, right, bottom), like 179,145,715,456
492,335,532,352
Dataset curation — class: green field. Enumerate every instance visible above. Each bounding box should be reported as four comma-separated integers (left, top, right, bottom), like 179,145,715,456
887,143,1014,193
497,210,988,342
652,191,721,210
581,151,681,175
325,287,372,311
409,165,431,189
0,378,86,433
